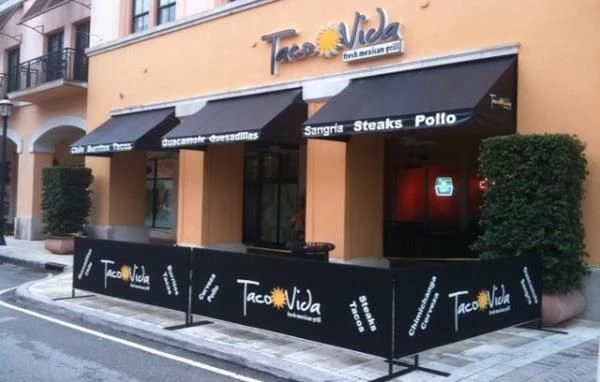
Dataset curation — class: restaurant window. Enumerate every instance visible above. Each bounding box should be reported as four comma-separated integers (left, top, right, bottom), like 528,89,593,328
6,47,19,92
243,146,302,248
383,138,483,259
145,156,175,229
132,0,150,33
157,0,176,25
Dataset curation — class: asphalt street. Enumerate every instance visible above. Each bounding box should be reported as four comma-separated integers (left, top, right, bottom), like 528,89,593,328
0,261,286,382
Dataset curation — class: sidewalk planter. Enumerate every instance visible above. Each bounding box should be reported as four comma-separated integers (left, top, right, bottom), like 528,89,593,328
41,166,93,254
44,236,75,255
473,135,588,327
541,291,586,327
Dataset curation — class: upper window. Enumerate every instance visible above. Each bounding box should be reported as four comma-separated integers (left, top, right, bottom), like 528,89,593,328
47,30,64,54
6,47,20,92
157,0,176,25
132,0,150,33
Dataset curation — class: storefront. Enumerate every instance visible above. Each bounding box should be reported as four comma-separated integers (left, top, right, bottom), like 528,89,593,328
80,0,600,266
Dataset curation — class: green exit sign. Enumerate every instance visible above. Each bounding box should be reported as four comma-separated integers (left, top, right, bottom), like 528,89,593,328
435,177,454,197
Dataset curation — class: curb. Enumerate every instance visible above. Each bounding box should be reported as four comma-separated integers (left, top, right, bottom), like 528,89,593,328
0,253,55,271
14,273,350,382
0,253,70,273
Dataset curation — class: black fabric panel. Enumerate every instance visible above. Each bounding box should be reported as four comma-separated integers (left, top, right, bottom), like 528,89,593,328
70,108,178,154
304,56,516,130
163,89,303,144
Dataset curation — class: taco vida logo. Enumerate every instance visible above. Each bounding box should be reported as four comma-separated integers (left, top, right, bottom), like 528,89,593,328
448,284,511,332
262,8,404,75
237,279,322,323
489,94,512,110
101,259,151,291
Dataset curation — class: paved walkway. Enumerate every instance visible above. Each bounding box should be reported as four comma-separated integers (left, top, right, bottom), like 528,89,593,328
0,237,598,382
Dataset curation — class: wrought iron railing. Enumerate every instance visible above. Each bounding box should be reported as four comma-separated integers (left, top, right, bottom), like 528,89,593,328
9,48,88,92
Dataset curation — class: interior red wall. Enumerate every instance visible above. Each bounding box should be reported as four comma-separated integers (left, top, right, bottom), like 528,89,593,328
393,164,482,222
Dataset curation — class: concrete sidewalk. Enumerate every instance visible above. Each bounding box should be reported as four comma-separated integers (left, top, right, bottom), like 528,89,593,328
0,237,598,382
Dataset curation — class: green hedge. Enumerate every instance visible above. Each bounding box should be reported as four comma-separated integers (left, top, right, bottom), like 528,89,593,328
472,134,588,294
41,166,93,236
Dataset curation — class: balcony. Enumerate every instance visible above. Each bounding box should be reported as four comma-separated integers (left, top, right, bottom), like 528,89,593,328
8,48,88,104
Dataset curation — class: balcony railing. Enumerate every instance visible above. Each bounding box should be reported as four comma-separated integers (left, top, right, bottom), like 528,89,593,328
8,48,88,93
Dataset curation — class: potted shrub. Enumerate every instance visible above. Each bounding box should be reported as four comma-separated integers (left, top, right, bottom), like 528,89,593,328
41,166,93,254
472,134,588,326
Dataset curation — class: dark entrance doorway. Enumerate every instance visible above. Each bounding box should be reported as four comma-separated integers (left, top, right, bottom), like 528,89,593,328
383,136,484,259
242,144,303,248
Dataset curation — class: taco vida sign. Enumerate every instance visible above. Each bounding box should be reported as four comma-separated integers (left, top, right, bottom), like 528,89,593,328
262,8,404,75
72,238,191,313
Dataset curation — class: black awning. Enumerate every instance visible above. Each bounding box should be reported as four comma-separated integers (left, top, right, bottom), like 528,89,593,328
20,0,69,24
70,108,179,156
303,56,517,139
161,89,305,149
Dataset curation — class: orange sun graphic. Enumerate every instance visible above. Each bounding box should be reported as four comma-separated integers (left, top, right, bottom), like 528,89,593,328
120,265,131,281
476,290,489,311
270,287,287,310
315,24,343,58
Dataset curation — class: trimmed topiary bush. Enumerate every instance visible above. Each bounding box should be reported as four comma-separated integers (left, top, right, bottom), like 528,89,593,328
41,166,93,236
472,134,588,294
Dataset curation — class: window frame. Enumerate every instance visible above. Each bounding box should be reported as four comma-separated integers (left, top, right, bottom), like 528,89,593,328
131,0,151,33
157,0,176,25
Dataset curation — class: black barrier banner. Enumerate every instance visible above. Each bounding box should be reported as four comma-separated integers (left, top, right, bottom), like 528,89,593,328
394,255,541,358
191,249,394,358
73,238,190,313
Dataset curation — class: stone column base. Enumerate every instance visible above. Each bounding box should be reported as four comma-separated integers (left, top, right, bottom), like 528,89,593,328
14,217,45,241
89,225,150,243
580,267,600,321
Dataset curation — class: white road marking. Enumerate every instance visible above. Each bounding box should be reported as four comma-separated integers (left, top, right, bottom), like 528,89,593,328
0,287,263,382
0,316,16,324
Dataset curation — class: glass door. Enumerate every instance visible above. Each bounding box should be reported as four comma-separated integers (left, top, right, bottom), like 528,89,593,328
145,157,176,229
6,47,19,92
243,147,301,248
46,30,64,81
74,20,90,81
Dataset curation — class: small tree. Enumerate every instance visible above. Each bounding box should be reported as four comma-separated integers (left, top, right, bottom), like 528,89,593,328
41,166,93,236
472,134,588,294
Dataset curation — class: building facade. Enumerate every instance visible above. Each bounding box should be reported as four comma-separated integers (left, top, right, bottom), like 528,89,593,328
78,0,600,275
0,0,90,240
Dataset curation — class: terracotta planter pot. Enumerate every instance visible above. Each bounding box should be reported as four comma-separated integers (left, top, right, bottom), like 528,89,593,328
541,290,585,327
44,236,75,255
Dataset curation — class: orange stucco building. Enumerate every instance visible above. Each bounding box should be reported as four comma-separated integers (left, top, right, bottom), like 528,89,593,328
79,0,600,276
